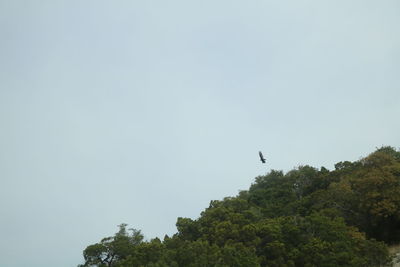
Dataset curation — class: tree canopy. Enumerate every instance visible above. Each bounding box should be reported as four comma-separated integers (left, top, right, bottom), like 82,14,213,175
79,146,400,267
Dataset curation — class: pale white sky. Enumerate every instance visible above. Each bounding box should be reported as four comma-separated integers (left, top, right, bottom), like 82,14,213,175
0,1,399,266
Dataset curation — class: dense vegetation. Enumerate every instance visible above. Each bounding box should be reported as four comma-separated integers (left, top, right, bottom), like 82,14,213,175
79,147,400,267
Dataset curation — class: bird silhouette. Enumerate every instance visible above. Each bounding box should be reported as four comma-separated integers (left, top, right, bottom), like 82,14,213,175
259,151,266,163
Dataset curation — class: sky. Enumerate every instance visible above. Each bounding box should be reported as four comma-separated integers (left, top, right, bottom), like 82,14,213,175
0,1,399,266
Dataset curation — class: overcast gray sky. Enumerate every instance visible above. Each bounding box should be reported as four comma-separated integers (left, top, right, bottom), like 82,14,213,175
0,1,399,266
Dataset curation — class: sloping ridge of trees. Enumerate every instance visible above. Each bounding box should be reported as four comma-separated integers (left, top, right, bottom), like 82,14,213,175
79,147,400,267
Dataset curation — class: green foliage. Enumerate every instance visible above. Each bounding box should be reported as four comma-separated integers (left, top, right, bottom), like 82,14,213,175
307,147,400,243
81,224,143,267
80,147,400,266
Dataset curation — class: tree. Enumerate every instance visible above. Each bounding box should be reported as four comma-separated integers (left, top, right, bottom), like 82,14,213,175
80,147,399,266
81,224,143,267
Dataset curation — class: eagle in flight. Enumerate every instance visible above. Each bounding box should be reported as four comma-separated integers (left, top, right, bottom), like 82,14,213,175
259,151,266,164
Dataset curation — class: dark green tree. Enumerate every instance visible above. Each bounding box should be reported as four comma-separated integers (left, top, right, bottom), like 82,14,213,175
80,147,399,267
81,224,143,267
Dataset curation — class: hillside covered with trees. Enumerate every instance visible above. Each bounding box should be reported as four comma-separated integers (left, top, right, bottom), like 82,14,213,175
79,147,400,267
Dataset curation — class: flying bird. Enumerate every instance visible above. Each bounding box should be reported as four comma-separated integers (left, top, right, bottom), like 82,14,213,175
259,151,266,164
